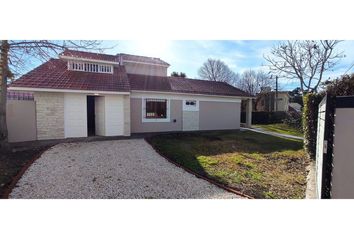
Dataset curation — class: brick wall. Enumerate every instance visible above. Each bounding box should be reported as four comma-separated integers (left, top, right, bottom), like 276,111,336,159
34,92,64,140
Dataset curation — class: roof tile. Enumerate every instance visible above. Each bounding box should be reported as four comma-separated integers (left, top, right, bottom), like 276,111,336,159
61,50,117,62
10,59,130,92
128,74,251,97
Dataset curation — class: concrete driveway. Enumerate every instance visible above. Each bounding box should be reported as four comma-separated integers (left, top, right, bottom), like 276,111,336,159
10,139,240,199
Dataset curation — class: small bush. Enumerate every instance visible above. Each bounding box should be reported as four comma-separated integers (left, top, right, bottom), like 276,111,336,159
283,111,302,130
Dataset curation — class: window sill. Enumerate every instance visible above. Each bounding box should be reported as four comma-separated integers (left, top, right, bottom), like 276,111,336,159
142,118,171,123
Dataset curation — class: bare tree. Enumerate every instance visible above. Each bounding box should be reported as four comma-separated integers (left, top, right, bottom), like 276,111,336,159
0,40,104,144
236,69,274,95
198,58,237,84
264,40,344,93
171,72,187,78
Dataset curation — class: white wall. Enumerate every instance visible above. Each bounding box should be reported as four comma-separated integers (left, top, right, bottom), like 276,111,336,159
124,62,168,76
275,93,289,112
64,93,87,138
95,96,105,136
104,95,125,136
44,92,127,139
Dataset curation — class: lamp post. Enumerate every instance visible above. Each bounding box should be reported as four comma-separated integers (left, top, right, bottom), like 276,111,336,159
268,73,279,112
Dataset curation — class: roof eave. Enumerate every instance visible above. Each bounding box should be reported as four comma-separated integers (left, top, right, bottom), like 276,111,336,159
8,86,130,95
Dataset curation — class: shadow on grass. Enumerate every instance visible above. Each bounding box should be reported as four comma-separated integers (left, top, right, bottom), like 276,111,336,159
149,130,303,155
147,130,305,198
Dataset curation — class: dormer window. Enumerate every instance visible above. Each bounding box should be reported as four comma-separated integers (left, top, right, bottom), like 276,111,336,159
68,61,113,74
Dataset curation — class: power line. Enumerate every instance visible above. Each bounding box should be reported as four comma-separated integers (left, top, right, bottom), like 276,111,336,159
344,61,354,75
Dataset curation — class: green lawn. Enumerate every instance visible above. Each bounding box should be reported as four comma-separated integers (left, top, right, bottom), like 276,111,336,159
147,130,308,199
253,123,303,137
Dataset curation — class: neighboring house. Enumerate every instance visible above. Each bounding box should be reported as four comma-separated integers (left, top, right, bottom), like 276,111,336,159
289,102,302,113
255,89,290,112
8,50,252,141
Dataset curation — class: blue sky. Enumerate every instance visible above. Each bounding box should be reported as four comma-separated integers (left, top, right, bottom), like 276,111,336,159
21,40,354,91
103,40,354,90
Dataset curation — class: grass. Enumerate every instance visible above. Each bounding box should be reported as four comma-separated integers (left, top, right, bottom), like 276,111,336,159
147,130,309,199
253,123,303,137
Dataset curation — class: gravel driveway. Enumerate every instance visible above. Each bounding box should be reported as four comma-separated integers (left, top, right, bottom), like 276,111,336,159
10,139,240,199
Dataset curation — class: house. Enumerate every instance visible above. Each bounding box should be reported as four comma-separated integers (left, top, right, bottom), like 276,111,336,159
289,102,302,113
8,50,253,141
255,88,290,112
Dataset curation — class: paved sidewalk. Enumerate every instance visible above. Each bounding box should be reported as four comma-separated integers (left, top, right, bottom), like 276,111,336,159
241,127,304,140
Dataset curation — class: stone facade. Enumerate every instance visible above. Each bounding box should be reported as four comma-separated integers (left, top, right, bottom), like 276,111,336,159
34,92,64,140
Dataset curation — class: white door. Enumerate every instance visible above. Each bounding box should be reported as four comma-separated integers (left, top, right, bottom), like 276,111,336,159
95,96,105,136
182,100,199,131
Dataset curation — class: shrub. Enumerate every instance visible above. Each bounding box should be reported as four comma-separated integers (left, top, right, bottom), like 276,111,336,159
324,74,354,96
283,111,302,131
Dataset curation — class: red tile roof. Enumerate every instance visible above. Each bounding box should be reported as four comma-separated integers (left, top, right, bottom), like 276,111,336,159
10,52,250,97
60,50,118,62
128,74,252,97
10,59,130,92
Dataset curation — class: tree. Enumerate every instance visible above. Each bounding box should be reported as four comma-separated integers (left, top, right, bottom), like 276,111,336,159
0,40,104,144
171,72,187,78
236,69,274,95
264,40,344,93
198,58,237,84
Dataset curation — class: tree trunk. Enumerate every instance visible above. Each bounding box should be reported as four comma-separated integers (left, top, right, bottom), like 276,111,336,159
0,40,9,144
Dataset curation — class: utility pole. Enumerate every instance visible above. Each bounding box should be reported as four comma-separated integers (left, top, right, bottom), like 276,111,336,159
275,75,278,112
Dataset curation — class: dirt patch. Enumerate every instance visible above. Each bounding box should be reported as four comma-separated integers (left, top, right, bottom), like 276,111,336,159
0,145,52,198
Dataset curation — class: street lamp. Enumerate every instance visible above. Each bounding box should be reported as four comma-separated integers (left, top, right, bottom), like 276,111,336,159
269,73,279,112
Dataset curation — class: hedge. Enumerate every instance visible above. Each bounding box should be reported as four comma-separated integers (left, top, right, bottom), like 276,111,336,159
303,74,354,160
303,93,324,160
241,111,287,124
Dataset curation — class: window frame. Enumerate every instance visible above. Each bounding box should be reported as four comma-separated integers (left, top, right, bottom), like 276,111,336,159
142,98,170,122
68,61,113,74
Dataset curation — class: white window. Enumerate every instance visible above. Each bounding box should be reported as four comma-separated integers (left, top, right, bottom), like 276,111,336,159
68,61,113,74
142,98,170,122
183,100,199,111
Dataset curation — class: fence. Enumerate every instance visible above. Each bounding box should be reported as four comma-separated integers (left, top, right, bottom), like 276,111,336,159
241,111,287,124
316,95,354,199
